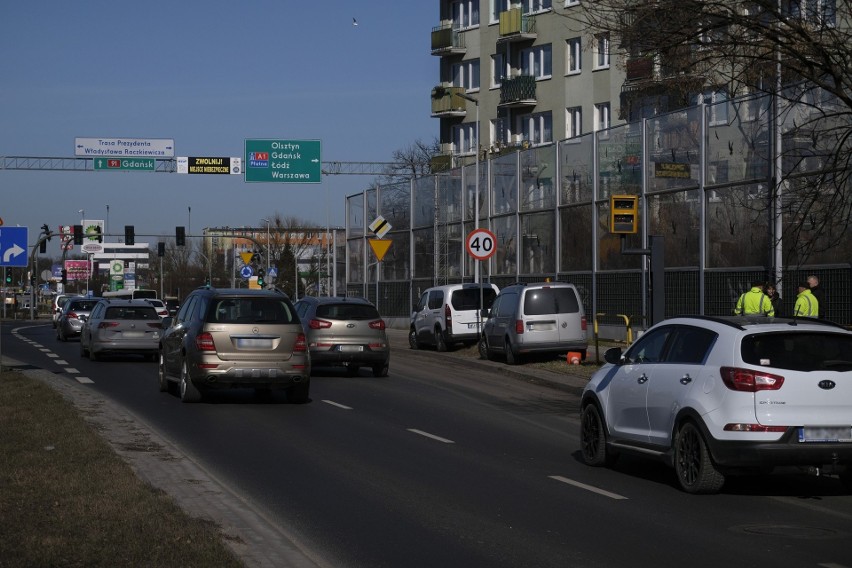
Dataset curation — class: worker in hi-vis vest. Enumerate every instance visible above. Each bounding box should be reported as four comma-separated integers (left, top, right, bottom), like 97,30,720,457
734,281,774,317
794,282,819,317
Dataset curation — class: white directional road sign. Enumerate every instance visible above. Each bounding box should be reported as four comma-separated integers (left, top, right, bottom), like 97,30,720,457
465,228,497,261
75,137,175,158
0,227,28,267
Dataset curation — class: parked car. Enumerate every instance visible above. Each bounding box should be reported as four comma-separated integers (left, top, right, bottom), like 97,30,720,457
79,299,162,362
409,283,499,351
295,296,389,377
158,287,310,403
52,294,78,328
145,299,170,319
579,315,852,494
479,282,587,365
56,297,100,341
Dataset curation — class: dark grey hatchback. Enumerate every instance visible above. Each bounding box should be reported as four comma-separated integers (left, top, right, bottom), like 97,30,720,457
294,296,389,377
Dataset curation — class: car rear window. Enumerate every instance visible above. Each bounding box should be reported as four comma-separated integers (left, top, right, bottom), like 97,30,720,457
104,307,159,320
207,297,296,324
450,288,497,310
741,331,852,372
523,287,580,316
69,300,99,311
316,303,380,320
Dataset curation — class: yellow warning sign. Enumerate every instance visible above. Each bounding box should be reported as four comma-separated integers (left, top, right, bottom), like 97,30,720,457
368,238,392,261
240,252,254,265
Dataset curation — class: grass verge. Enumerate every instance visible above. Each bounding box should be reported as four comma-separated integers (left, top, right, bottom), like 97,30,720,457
0,369,242,568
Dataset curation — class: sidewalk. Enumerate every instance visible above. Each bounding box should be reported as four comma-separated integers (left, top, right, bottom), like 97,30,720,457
384,329,594,397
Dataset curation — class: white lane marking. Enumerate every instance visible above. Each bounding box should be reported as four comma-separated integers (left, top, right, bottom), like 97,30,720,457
549,475,629,500
47,353,59,358
322,400,353,410
408,429,455,444
55,359,68,365
76,377,94,384
64,368,80,374
39,348,51,353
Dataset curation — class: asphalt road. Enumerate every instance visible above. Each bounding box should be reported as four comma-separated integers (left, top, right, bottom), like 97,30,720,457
4,321,852,568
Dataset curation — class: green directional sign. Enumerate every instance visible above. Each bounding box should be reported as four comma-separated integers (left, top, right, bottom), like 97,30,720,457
244,139,321,183
94,157,156,171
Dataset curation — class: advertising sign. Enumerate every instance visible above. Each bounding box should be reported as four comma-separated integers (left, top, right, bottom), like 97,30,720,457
64,260,90,282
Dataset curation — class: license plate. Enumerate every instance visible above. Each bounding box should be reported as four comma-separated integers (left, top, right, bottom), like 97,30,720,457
798,426,852,443
467,323,478,329
122,331,143,338
338,345,363,352
236,338,273,349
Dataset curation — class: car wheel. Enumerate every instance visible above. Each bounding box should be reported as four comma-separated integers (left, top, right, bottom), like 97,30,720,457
346,365,360,377
408,328,420,350
478,336,490,360
505,338,520,365
435,328,448,352
158,352,170,393
179,361,202,403
79,337,88,357
89,347,99,361
580,403,616,467
287,379,310,404
674,421,725,494
372,361,389,377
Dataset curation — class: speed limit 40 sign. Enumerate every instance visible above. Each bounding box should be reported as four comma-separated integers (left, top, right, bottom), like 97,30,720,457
465,228,497,260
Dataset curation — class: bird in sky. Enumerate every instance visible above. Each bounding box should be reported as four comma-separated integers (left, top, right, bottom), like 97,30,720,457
352,17,358,26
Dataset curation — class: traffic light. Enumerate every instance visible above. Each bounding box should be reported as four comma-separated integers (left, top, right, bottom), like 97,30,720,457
125,225,135,246
176,226,185,246
61,269,68,285
609,195,639,234
39,239,47,254
73,225,83,245
5,273,11,284
257,268,266,288
157,242,165,257
95,225,103,243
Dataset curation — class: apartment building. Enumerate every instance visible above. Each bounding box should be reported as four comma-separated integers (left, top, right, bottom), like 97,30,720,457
430,0,625,168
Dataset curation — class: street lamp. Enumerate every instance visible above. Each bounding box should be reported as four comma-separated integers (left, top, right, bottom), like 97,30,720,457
456,91,480,283
261,218,271,277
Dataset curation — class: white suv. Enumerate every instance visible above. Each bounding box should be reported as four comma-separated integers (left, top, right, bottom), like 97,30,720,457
409,283,499,351
580,315,852,494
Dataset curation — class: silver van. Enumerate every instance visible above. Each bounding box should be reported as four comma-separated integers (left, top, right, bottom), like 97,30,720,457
479,282,588,365
409,283,499,351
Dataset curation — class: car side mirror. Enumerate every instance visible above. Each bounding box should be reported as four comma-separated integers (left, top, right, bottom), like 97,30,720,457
604,347,624,365
480,308,491,318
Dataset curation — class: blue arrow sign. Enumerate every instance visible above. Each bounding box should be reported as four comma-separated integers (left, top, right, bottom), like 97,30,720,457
240,265,254,279
0,227,28,267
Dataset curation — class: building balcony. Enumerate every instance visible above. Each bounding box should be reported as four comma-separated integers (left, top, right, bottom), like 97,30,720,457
431,86,469,117
498,8,536,42
431,24,466,56
430,153,453,173
498,75,537,107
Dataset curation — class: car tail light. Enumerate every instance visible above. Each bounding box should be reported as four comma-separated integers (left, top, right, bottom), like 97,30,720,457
369,319,386,331
98,321,119,329
515,320,524,334
309,319,332,329
581,315,587,331
724,423,788,433
196,332,216,351
445,304,452,328
294,333,307,353
720,367,785,392
68,312,79,320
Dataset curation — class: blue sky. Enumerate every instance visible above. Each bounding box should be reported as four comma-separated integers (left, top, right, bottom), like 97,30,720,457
0,1,436,249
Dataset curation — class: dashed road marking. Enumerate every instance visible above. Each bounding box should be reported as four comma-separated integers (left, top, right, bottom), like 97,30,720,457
408,429,455,444
322,400,353,410
549,475,628,500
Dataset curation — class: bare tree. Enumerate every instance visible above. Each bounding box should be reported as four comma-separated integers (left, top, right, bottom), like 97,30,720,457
377,137,441,186
557,0,852,265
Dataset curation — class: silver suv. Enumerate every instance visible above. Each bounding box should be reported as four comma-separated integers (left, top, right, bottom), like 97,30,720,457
409,283,499,351
158,287,310,403
479,282,587,365
580,315,852,494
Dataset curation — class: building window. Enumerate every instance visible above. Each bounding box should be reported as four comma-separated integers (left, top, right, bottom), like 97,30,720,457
783,0,836,26
594,33,610,69
453,0,480,29
523,0,552,12
453,122,477,154
566,37,581,74
520,44,552,79
594,102,610,131
519,111,553,145
491,53,507,88
452,59,481,91
491,117,509,147
490,0,510,24
566,106,582,138
564,0,580,6
698,89,729,125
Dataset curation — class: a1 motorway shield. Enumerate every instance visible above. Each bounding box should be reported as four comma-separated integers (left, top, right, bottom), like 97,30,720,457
0,226,28,267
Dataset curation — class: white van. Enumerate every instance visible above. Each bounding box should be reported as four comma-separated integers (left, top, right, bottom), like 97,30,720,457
409,283,499,351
